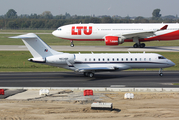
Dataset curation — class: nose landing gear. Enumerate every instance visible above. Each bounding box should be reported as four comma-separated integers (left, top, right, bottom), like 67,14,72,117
70,40,74,47
159,68,163,77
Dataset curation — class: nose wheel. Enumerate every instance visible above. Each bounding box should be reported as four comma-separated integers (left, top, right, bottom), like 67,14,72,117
70,40,74,47
159,73,163,77
159,68,163,77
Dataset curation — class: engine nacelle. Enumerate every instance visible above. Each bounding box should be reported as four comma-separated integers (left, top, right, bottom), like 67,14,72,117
105,36,124,45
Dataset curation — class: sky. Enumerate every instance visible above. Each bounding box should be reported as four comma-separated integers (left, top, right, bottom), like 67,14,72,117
0,0,178,17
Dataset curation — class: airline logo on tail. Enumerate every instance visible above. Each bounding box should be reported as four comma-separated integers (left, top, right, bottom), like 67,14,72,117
71,26,92,35
44,49,48,52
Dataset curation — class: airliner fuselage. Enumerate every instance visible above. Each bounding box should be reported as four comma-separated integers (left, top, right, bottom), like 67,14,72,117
52,23,179,48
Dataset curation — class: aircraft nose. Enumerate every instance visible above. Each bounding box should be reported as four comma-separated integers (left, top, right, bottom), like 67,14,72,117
169,61,175,67
52,30,58,37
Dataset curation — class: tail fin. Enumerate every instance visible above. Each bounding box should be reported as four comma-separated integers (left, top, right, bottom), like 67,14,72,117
10,33,61,58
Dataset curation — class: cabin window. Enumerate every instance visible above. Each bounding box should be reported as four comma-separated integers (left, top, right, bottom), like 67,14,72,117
98,58,100,61
126,58,128,61
121,58,123,61
103,58,105,61
131,58,132,61
144,58,146,61
149,58,151,61
85,58,87,61
135,58,137,61
140,58,142,61
107,58,109,61
93,58,95,61
117,58,119,61
89,58,91,61
112,58,114,61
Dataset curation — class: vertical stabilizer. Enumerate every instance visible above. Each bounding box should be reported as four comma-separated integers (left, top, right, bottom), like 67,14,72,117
9,33,61,58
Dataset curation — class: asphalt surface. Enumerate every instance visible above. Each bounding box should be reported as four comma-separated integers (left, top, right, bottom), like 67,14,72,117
0,45,179,52
0,71,178,88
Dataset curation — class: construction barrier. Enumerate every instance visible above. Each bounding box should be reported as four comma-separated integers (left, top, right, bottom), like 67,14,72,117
0,89,4,95
84,90,93,96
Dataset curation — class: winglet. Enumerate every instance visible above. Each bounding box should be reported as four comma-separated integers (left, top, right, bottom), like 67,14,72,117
160,25,168,30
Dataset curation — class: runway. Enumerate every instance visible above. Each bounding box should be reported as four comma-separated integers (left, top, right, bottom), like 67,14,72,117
0,71,178,88
0,45,179,52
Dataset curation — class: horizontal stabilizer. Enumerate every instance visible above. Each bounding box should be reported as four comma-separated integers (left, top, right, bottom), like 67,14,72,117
28,57,46,63
9,33,37,39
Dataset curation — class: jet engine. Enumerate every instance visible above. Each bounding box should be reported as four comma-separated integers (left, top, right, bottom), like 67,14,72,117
105,36,124,45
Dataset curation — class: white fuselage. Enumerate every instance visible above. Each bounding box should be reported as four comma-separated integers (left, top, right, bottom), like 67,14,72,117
52,23,179,41
45,53,175,72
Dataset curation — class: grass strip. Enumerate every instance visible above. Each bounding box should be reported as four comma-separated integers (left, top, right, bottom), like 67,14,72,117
172,83,179,85
1,33,179,46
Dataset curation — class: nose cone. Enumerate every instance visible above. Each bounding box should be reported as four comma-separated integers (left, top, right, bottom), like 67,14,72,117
52,30,59,37
171,62,175,66
169,61,175,67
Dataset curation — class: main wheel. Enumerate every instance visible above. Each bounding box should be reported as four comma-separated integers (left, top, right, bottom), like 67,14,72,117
89,73,94,78
84,72,88,77
133,44,138,48
139,43,145,48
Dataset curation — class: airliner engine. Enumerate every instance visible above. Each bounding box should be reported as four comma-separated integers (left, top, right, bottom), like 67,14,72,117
105,36,124,45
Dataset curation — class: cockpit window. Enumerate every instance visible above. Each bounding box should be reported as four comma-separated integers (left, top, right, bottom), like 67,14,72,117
158,56,166,59
57,28,62,30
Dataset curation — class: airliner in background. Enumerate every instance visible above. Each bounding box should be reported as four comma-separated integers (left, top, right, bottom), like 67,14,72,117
10,33,175,77
52,23,179,48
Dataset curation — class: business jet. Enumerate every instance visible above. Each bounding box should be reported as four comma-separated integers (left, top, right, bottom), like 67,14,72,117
10,33,175,77
52,23,179,48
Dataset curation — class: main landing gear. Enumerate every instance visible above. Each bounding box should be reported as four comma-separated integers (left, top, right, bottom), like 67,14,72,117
132,37,145,48
159,68,163,77
70,40,74,47
133,43,145,48
84,72,94,78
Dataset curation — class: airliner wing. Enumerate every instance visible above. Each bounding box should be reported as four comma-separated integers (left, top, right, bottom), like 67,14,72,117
76,64,130,72
120,25,168,39
122,30,155,38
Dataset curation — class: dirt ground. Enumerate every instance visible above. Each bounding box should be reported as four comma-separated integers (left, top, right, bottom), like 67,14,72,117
0,91,179,120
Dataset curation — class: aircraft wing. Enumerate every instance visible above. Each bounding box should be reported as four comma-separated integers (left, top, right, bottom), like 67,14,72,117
76,64,130,72
121,30,155,38
118,25,168,39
